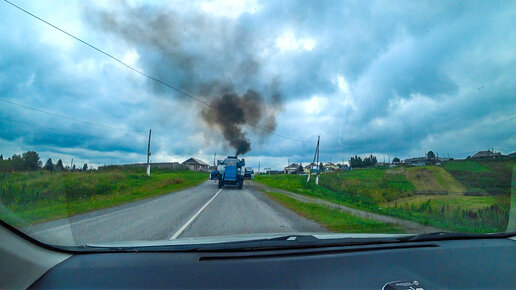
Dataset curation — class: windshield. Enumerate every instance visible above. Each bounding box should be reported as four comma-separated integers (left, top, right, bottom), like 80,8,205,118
1,0,515,248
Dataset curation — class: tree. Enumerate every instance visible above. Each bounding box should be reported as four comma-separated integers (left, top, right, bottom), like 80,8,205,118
55,159,64,171
349,155,377,168
22,151,41,170
10,154,24,171
297,163,303,174
319,162,324,171
349,155,363,168
392,157,400,163
44,158,54,171
72,164,76,171
427,151,435,158
0,154,3,160
82,163,88,171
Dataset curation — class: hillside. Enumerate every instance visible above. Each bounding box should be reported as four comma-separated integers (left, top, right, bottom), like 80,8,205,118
256,159,514,232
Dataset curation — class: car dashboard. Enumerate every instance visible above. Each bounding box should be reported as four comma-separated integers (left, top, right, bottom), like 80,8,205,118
29,238,516,289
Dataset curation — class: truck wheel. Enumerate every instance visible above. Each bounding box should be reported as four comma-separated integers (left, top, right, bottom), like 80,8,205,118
238,180,243,189
218,179,223,189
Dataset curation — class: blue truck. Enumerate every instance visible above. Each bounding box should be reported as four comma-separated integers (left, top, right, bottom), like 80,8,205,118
217,156,245,189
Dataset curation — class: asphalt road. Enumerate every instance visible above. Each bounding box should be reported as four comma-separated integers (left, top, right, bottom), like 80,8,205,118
25,181,325,246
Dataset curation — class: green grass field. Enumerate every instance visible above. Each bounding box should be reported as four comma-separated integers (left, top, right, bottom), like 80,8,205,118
255,159,514,232
443,159,516,195
265,191,404,234
0,168,207,226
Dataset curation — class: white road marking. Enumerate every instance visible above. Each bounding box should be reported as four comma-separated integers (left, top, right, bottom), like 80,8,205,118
169,188,223,240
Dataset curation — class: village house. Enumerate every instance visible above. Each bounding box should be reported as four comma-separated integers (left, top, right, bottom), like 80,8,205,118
284,163,300,174
324,162,338,171
182,158,210,172
471,150,502,159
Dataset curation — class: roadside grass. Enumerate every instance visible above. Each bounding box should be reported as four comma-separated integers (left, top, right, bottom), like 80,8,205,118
383,195,499,211
255,163,510,233
0,169,207,226
264,191,404,234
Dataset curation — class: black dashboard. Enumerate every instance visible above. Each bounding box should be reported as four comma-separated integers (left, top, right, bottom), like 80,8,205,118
30,238,516,289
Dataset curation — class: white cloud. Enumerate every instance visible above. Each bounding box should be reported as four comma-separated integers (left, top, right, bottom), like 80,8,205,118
275,30,316,52
199,0,261,18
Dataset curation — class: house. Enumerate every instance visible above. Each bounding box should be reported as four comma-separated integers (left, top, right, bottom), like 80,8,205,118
471,150,502,159
284,163,300,174
402,155,450,166
304,163,318,173
182,158,210,172
403,157,427,166
324,162,338,171
509,152,516,158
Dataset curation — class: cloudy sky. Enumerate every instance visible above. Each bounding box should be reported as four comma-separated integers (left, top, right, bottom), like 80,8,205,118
1,0,516,170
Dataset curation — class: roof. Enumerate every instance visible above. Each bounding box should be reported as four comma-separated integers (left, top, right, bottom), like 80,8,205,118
284,163,299,169
472,151,501,158
182,158,210,166
304,163,317,169
324,162,337,167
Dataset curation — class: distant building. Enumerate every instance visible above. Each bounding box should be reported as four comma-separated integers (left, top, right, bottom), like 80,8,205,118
471,150,502,159
284,163,300,174
304,163,318,173
509,152,516,158
182,158,210,172
324,162,338,171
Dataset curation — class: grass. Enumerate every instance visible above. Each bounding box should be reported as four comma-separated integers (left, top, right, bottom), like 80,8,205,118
405,166,465,194
264,191,404,234
443,159,516,195
320,168,415,203
443,160,490,172
255,159,514,233
0,168,207,226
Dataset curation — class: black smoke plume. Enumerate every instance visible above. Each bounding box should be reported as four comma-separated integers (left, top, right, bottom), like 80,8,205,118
201,90,277,155
83,1,282,154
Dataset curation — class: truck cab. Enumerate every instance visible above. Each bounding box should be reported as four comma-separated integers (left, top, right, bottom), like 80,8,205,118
217,156,245,189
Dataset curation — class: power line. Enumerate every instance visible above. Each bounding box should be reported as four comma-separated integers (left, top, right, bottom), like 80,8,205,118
2,0,306,143
0,98,139,134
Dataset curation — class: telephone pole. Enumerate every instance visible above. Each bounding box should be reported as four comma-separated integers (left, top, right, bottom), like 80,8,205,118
146,129,152,176
307,136,320,185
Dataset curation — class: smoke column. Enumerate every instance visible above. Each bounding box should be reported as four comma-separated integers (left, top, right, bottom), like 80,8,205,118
84,1,282,154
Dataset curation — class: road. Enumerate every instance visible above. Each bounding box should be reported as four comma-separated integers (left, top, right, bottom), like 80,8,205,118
25,181,325,245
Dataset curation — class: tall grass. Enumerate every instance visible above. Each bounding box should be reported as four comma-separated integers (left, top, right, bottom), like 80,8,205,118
255,159,514,233
0,168,207,226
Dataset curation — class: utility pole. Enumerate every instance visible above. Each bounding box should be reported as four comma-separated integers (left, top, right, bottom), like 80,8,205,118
315,136,320,185
146,129,152,176
258,161,260,175
70,158,73,169
213,153,216,166
307,136,320,184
